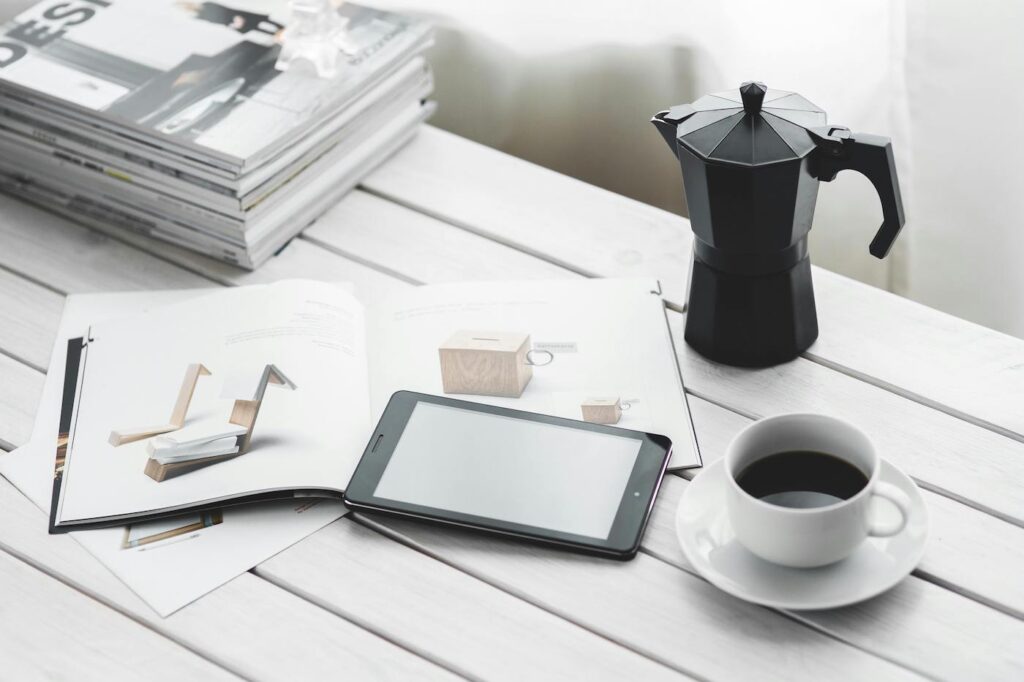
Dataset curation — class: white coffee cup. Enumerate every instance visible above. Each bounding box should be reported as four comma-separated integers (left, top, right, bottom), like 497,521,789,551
724,413,911,568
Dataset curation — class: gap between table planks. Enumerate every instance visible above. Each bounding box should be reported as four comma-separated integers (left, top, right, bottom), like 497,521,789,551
0,459,684,682
0,199,924,681
0,547,241,682
362,126,1024,444
2,191,1024,679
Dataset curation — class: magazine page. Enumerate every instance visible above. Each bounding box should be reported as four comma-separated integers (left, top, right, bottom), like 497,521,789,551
0,0,430,166
0,290,344,616
55,279,369,527
366,279,701,469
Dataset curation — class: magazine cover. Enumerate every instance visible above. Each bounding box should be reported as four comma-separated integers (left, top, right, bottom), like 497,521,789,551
0,0,431,167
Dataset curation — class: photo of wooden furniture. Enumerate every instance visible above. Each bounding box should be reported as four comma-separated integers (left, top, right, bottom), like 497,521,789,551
224,364,297,454
108,363,211,446
581,397,624,425
439,330,552,398
120,511,223,549
144,364,296,482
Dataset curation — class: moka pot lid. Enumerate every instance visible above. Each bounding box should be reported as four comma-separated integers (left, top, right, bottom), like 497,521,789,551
661,81,827,165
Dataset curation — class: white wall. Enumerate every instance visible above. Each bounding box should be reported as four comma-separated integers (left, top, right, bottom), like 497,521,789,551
902,0,1024,337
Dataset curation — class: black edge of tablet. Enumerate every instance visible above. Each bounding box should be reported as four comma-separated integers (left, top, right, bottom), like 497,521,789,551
343,390,673,560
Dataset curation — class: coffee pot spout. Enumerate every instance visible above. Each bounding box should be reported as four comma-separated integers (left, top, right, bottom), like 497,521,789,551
651,112,679,158
651,104,696,159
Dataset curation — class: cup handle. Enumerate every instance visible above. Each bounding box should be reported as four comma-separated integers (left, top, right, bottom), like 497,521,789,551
525,349,554,366
867,481,912,537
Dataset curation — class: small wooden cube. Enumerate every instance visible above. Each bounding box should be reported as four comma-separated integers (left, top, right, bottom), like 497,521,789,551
581,397,622,425
439,330,533,398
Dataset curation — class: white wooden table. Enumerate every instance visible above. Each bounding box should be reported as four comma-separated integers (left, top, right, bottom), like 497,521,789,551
1,126,1022,681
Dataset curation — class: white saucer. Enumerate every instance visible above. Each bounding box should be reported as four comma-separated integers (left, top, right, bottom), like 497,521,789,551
675,458,929,610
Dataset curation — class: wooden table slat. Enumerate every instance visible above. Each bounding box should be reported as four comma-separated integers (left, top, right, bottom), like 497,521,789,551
0,354,41,450
305,189,577,283
0,197,213,292
0,547,240,681
358,513,923,682
363,128,693,297
674,328,1024,525
257,516,688,681
0,473,457,681
812,273,1024,440
643,477,1024,681
0,267,64,371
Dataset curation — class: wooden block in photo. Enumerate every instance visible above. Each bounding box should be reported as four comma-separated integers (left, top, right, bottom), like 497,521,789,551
439,330,533,398
144,452,241,482
108,424,176,447
581,397,622,425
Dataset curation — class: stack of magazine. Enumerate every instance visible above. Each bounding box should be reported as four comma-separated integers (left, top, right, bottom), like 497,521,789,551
0,0,434,268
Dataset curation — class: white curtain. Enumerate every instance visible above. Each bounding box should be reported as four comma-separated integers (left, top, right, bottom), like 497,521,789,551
374,0,1023,338
901,0,1024,337
373,0,911,293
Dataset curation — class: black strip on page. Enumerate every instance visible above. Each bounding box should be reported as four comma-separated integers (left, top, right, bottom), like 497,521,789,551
48,336,85,534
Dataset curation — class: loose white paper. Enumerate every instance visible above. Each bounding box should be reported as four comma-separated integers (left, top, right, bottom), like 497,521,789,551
0,288,346,616
368,278,700,469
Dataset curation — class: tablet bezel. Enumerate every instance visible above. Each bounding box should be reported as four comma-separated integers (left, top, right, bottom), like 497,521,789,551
343,391,672,559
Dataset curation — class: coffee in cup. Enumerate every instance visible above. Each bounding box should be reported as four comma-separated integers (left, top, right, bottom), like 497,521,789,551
724,413,911,568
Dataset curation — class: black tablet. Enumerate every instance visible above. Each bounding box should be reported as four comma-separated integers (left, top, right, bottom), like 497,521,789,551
344,391,672,559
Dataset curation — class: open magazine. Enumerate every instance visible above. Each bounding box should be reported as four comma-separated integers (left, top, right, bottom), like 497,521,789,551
0,289,348,616
49,279,700,532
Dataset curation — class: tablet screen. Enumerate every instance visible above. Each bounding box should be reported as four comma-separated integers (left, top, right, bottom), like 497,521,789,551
372,402,643,539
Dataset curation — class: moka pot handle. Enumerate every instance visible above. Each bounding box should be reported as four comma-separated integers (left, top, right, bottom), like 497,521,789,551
809,126,906,259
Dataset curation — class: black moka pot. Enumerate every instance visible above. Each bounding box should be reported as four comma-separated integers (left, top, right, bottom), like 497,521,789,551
652,81,906,367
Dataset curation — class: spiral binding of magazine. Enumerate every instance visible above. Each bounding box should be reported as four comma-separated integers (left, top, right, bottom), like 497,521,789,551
0,0,434,269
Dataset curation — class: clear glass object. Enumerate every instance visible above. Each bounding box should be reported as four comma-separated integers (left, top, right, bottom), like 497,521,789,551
274,0,351,79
